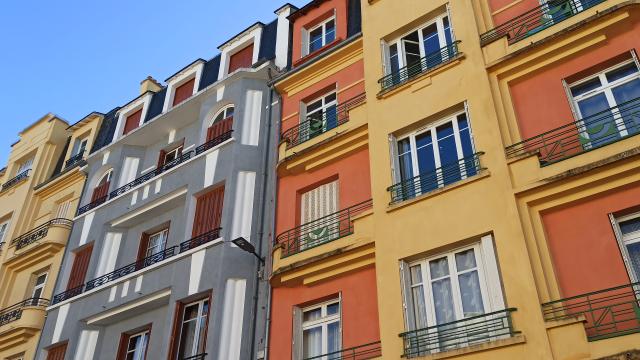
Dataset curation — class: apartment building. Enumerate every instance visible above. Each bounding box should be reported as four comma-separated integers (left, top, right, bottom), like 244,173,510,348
35,7,291,360
268,0,382,359
0,113,102,360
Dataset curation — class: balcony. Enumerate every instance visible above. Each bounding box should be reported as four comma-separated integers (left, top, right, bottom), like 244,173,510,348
542,282,640,341
399,308,519,358
304,341,382,360
64,152,85,169
77,130,233,216
52,228,221,304
378,41,461,93
505,97,640,165
0,169,30,192
0,297,49,328
281,93,366,149
480,0,607,46
387,153,484,205
276,200,373,258
10,218,73,251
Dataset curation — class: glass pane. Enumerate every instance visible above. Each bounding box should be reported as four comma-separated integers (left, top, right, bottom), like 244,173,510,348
410,265,423,285
327,302,340,316
416,132,437,193
309,27,324,53
197,312,208,354
225,107,235,118
431,278,456,325
307,99,323,114
606,62,639,83
303,308,322,322
36,274,47,286
443,16,453,46
429,257,450,279
325,104,338,130
183,304,199,321
303,327,323,358
457,114,474,158
620,217,640,235
328,322,340,353
611,79,640,134
412,284,428,329
422,23,440,55
577,93,620,147
325,20,336,44
455,249,477,271
457,271,485,318
437,122,462,185
402,32,421,71
178,320,197,358
389,44,400,74
626,242,640,280
571,77,602,97
397,139,414,182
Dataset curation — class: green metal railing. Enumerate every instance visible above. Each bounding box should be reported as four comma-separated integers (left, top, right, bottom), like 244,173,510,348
399,308,519,358
542,282,640,341
304,341,382,360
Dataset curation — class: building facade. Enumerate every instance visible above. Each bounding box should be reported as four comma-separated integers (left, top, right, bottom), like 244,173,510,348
35,8,290,360
0,113,102,360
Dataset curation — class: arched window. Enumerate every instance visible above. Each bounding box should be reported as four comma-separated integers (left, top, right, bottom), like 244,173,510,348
92,170,112,202
206,105,234,142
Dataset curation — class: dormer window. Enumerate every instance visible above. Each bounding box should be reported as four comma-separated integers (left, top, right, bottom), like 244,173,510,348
123,108,143,135
16,158,34,175
172,77,196,107
72,137,88,157
228,43,255,74
305,17,336,56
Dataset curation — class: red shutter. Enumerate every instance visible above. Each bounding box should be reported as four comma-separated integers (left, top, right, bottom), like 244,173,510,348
47,343,67,360
157,150,167,169
172,78,195,107
206,116,234,142
116,333,129,360
137,233,151,263
228,44,254,73
192,186,225,237
91,181,110,202
123,109,143,135
167,301,185,360
67,244,93,290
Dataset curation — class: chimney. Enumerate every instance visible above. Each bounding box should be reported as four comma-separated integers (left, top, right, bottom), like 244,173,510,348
140,76,162,95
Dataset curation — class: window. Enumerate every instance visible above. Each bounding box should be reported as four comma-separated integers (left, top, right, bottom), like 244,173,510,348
67,244,93,291
56,201,71,219
568,59,640,148
305,17,336,55
46,343,67,360
613,213,640,282
72,137,88,156
174,298,210,360
384,13,454,85
31,272,48,299
304,92,337,141
16,158,34,175
192,186,225,239
206,106,235,142
541,0,602,23
123,108,143,135
172,78,196,107
139,228,169,261
158,144,184,169
92,170,113,202
117,328,150,360
393,111,476,200
228,43,254,74
300,299,341,358
0,220,10,244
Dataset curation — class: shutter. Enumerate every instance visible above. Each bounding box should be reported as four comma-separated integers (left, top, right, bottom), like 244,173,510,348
168,301,185,360
292,306,303,360
300,180,339,224
399,262,416,331
67,244,93,290
192,186,225,237
301,29,310,57
123,109,143,135
91,181,110,202
480,235,506,311
172,78,196,107
116,333,130,360
46,342,67,360
157,150,167,169
228,43,254,73
56,201,71,219
206,116,234,141
137,233,151,263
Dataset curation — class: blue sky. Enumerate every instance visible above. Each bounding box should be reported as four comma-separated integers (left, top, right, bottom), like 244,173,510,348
0,0,307,167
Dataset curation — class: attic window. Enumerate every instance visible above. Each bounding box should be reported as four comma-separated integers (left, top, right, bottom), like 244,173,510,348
303,17,336,56
228,43,254,74
123,108,143,135
172,78,195,107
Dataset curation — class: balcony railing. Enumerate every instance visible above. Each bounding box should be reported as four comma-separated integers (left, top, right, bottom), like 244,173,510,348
196,130,234,155
378,41,461,93
304,341,382,360
399,308,519,358
276,199,373,258
480,0,607,46
281,93,366,149
52,228,221,305
387,153,484,205
1,169,30,192
0,297,49,327
505,97,640,165
65,152,85,169
542,282,640,341
10,218,73,250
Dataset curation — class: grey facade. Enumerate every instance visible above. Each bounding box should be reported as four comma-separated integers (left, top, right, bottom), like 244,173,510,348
36,6,295,359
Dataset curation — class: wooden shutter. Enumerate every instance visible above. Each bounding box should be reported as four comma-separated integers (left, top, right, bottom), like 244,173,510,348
206,116,234,142
123,109,143,135
228,44,254,73
137,233,151,263
172,78,195,107
67,244,93,290
192,186,225,237
116,333,129,360
157,150,167,169
46,342,67,360
300,180,339,224
91,180,110,202
168,301,185,360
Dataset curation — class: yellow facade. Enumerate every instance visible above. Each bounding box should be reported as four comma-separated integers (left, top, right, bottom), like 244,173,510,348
0,113,101,359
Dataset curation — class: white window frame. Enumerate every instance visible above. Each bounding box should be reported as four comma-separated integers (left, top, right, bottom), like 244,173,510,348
304,92,337,124
163,146,184,166
611,212,640,283
146,229,169,258
210,105,235,127
162,61,204,113
31,272,48,299
218,24,263,79
177,298,209,359
303,16,337,56
72,136,88,157
96,169,113,188
0,220,10,244
16,157,34,175
125,329,150,360
568,59,640,143
301,298,342,358
114,93,153,139
382,13,453,76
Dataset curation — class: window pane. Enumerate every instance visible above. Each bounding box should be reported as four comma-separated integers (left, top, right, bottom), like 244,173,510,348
457,114,474,158
402,31,421,70
431,278,456,325
626,242,640,280
183,304,199,321
620,217,640,235
398,146,414,182
611,79,640,133
327,322,340,353
422,23,440,55
416,132,437,193
309,27,324,53
178,320,197,358
197,313,208,354
443,16,453,45
412,284,429,329
327,302,340,316
606,62,639,83
307,99,323,114
458,270,485,317
325,103,338,130
571,77,602,97
303,308,322,322
410,265,423,285
429,257,450,279
577,93,620,146
303,327,323,358
325,20,336,44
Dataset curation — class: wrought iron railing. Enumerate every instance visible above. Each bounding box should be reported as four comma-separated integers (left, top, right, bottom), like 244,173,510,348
542,282,640,341
65,152,85,169
304,341,382,360
11,218,73,250
276,199,372,258
399,308,519,358
480,0,607,46
196,130,234,155
281,93,366,148
0,297,49,327
52,228,222,304
388,153,484,205
182,354,207,360
1,169,30,192
505,97,640,165
378,41,461,92
76,195,108,215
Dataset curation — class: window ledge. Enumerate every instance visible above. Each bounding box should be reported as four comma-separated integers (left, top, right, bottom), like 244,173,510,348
386,171,490,213
410,335,526,360
293,38,344,68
